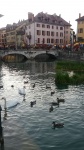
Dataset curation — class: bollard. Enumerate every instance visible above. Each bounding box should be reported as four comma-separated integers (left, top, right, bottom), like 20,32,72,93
0,105,4,148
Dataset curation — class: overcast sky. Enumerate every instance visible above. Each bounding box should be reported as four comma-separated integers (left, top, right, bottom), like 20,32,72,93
0,0,84,33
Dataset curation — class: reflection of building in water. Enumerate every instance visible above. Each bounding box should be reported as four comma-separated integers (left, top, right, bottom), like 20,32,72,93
4,60,56,75
29,61,56,74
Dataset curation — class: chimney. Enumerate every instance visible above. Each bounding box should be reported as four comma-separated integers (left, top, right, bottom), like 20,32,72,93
59,14,61,17
28,12,34,22
79,13,81,18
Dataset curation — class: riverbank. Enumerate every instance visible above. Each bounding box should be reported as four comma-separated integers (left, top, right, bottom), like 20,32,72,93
55,61,84,85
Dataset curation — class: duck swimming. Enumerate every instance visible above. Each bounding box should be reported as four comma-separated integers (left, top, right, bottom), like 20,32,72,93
32,83,35,88
30,100,36,107
51,91,55,96
52,121,64,129
57,97,65,103
50,101,59,106
11,85,14,88
49,105,54,112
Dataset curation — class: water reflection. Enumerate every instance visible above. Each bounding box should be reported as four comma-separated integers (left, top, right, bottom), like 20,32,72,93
2,60,56,77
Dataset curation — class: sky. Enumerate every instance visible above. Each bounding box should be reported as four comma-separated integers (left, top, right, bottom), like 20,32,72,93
0,0,84,33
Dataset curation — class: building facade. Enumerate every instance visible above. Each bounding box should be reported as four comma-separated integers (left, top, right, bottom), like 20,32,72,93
25,12,71,46
0,27,6,48
76,13,84,42
6,20,27,49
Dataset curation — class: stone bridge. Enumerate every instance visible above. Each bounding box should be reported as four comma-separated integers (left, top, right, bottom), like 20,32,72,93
0,49,58,61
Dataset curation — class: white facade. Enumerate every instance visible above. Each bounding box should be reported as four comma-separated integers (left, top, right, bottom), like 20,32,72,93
25,22,64,46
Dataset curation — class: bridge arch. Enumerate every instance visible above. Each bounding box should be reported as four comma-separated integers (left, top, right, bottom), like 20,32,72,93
2,52,28,62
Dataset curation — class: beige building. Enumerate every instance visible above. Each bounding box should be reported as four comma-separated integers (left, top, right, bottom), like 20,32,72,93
0,27,6,48
25,12,71,46
76,13,84,42
6,20,27,49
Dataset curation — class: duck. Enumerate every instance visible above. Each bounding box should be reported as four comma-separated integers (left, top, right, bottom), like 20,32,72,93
11,85,14,88
30,100,36,107
52,121,64,129
50,101,59,106
0,85,3,89
24,81,28,84
18,86,26,95
51,91,55,96
49,105,54,112
57,97,65,103
32,83,35,88
46,84,51,89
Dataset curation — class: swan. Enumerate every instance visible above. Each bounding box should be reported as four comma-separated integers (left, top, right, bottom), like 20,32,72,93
52,121,64,129
18,86,26,95
1,97,20,109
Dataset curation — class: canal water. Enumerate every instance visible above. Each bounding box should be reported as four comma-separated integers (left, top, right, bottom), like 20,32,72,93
0,60,84,150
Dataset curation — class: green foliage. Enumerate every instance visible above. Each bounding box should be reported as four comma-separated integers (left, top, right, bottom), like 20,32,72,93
55,71,70,85
56,61,84,71
55,61,84,85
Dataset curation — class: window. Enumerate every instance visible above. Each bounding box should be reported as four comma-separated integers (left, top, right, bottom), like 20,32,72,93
42,31,45,36
42,38,45,44
52,25,54,29
51,32,54,36
51,39,54,43
60,32,63,37
47,25,50,28
47,31,50,36
42,24,45,28
37,24,40,27
37,38,40,43
47,38,50,43
60,39,63,43
56,32,58,36
37,30,41,35
78,28,83,33
60,27,63,30
56,39,59,44
56,26,58,29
